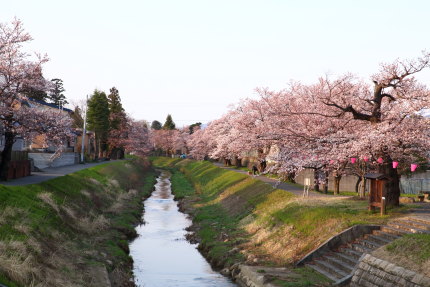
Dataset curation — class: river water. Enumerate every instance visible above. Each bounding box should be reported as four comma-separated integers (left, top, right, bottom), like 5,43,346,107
130,171,236,287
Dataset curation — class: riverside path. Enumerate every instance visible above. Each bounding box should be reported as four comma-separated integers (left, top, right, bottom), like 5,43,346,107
212,162,339,198
1,161,112,186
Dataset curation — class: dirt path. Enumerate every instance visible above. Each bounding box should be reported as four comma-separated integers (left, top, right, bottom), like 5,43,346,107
0,161,113,186
212,162,336,198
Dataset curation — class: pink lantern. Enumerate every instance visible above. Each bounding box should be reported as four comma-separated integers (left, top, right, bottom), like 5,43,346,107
377,157,383,164
411,164,418,172
363,156,369,162
351,157,357,164
392,161,399,168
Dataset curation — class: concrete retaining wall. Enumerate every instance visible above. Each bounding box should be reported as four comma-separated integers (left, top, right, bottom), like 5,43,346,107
295,169,360,193
351,254,430,287
29,152,79,170
296,225,380,266
230,265,280,287
295,168,430,194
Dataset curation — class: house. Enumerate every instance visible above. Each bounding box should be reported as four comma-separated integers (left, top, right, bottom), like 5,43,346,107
0,98,82,173
24,99,84,169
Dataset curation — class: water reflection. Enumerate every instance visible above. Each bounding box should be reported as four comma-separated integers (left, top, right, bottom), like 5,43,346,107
130,171,236,287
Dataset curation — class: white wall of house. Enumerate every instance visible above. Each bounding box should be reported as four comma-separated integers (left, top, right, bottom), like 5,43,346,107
29,152,79,170
0,136,26,151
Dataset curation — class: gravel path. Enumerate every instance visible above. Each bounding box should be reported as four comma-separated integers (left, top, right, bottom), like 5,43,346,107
212,162,333,198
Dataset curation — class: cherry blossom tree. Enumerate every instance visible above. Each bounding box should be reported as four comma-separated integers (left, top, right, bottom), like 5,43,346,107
0,19,73,180
151,129,178,156
306,52,430,206
172,127,190,154
146,52,430,208
122,119,152,157
229,96,279,169
188,126,215,160
192,52,430,207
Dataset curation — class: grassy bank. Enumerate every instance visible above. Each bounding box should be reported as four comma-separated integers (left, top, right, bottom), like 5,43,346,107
373,233,430,278
0,159,156,287
151,157,411,286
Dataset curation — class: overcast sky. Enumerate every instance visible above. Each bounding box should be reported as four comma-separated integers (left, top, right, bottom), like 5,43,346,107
2,0,430,126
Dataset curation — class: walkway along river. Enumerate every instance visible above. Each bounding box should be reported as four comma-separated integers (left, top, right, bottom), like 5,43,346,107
129,171,236,287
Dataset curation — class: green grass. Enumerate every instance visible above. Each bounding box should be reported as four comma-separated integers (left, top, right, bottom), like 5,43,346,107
385,233,430,263
312,189,358,196
149,156,182,168
233,166,250,172
261,173,303,187
0,276,20,287
169,168,246,266
170,170,197,199
151,156,415,284
273,267,331,287
400,193,420,198
0,158,157,286
270,203,366,236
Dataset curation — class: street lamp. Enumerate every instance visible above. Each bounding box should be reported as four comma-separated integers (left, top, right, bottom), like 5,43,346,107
80,95,88,163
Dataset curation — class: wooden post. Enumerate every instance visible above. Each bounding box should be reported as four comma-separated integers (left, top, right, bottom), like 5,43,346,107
381,196,386,216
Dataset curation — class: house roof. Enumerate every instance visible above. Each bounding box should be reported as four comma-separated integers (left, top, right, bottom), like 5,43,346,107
27,98,73,113
364,173,389,180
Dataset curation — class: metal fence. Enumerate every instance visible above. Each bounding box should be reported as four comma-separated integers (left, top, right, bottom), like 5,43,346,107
400,178,430,194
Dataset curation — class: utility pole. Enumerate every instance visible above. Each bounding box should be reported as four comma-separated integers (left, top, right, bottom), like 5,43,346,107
80,95,88,163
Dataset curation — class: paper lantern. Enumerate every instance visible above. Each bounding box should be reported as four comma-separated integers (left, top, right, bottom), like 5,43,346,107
351,157,357,164
392,161,399,168
377,157,383,164
363,156,369,162
411,164,418,172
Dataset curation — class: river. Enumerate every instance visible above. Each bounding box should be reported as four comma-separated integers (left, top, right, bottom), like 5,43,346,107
130,171,237,287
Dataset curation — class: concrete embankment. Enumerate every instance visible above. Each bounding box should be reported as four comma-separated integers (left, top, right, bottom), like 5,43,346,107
351,254,430,287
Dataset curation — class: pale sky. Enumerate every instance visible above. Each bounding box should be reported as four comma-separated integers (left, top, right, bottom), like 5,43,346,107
2,0,430,126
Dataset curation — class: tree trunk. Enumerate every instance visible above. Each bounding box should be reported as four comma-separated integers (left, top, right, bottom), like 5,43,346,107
287,172,296,183
109,148,124,159
98,139,102,158
223,158,231,166
101,141,108,158
313,169,320,192
322,170,329,194
333,174,341,195
234,156,241,168
379,156,400,207
355,176,361,194
358,176,366,199
0,131,15,181
94,132,100,159
259,160,267,173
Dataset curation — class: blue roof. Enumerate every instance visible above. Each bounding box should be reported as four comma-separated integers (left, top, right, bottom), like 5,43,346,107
27,98,73,113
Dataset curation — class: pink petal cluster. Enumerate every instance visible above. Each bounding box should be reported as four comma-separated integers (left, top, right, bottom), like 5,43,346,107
179,52,430,180
0,19,73,178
